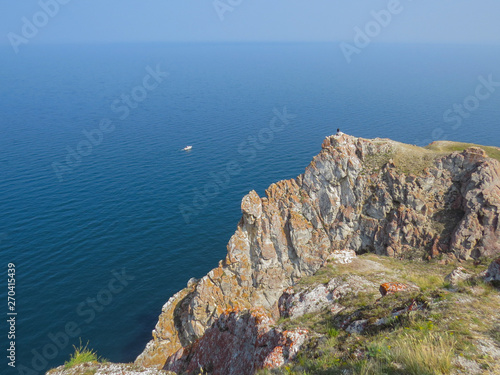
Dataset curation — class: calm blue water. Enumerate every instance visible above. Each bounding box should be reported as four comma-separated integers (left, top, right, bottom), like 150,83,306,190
0,43,499,374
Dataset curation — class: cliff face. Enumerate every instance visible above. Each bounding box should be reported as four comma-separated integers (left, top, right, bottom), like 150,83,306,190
135,134,500,371
164,308,308,374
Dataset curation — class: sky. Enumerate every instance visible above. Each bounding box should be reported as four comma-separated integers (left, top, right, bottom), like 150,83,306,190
1,0,500,46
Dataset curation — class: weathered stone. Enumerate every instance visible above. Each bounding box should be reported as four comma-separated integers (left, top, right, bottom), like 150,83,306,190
241,190,262,224
485,258,500,283
346,319,368,334
46,363,173,375
328,249,357,264
445,266,471,286
279,275,377,319
164,309,307,375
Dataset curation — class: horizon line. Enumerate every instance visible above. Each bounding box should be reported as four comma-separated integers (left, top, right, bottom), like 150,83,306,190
2,40,500,47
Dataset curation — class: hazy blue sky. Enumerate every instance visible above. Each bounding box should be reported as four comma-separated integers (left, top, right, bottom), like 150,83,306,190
1,0,500,45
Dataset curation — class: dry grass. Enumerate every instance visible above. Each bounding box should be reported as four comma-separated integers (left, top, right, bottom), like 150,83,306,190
361,139,441,176
363,152,394,172
362,139,500,178
391,144,440,175
425,141,500,162
263,253,500,375
385,332,456,375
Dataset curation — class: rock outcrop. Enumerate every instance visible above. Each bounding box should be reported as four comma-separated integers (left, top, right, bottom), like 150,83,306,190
445,266,472,286
164,309,307,375
136,134,500,372
485,258,500,283
278,275,377,319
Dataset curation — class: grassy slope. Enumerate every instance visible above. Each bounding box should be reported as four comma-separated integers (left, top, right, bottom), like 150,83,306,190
362,139,500,177
425,141,500,163
258,254,500,375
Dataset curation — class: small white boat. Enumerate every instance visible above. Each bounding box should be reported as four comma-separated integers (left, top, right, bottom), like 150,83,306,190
182,145,193,151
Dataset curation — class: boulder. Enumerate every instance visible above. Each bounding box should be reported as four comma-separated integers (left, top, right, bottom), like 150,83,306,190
485,258,500,283
278,275,377,319
445,266,472,286
379,282,414,296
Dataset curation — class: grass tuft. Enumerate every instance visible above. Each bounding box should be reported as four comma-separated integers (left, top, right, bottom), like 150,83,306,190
385,331,456,375
64,340,102,369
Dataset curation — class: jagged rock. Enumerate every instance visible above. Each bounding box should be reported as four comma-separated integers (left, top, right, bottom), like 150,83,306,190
241,190,262,224
136,134,500,369
445,266,471,286
485,258,500,283
278,275,377,319
187,277,199,288
163,309,307,375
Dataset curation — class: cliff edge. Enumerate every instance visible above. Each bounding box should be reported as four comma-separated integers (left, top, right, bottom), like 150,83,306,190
133,134,500,373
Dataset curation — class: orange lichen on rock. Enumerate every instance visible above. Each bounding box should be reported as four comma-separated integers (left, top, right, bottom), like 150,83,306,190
379,282,411,296
164,309,308,375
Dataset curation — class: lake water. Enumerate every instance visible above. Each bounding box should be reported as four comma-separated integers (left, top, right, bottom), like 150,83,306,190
0,42,499,374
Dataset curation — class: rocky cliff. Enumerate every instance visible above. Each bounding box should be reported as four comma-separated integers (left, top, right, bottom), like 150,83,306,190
134,134,500,373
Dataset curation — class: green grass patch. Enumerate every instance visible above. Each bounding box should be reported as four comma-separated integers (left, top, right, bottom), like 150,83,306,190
327,327,340,338
64,340,103,369
402,272,443,292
